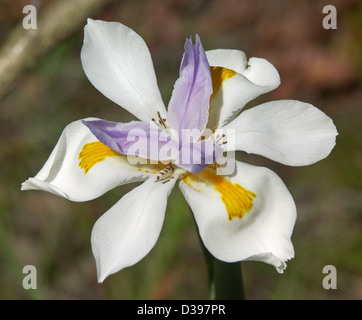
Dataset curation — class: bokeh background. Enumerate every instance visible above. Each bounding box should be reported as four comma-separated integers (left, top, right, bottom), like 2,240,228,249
0,0,361,299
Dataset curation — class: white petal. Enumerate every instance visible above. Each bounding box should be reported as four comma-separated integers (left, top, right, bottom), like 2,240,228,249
21,119,150,201
206,49,280,128
81,19,166,122
206,49,248,74
91,176,177,282
179,160,296,272
223,100,338,166
206,49,280,88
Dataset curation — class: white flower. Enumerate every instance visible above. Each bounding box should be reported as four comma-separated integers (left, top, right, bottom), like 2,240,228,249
21,19,337,282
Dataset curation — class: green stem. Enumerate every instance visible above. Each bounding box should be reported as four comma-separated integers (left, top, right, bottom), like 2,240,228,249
214,259,245,300
198,231,245,300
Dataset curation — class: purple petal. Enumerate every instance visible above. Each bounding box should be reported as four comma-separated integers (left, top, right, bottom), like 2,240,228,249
167,35,212,141
82,119,178,161
177,140,223,174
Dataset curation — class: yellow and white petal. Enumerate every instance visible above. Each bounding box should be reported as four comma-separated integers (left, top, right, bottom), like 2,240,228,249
91,176,177,282
205,49,280,129
223,100,338,166
81,19,167,122
206,49,280,88
179,161,296,272
21,119,152,202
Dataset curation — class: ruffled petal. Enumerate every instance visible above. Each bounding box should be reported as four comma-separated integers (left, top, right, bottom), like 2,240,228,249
223,100,338,166
91,176,177,282
167,35,212,140
21,119,151,201
81,19,166,122
205,49,280,129
179,160,296,272
82,119,178,162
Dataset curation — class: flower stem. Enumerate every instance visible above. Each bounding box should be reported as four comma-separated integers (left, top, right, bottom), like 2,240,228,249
198,232,245,300
214,259,245,300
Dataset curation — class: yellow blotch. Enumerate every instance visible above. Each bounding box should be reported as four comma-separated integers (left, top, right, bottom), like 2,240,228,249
183,168,256,221
182,173,202,192
210,66,236,100
78,141,120,174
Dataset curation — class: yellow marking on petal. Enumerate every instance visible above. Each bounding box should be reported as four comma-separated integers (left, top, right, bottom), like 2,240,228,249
137,166,165,175
210,66,236,100
78,142,120,174
182,173,202,192
182,168,256,221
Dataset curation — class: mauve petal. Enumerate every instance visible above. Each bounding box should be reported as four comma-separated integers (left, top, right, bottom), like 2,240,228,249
167,35,212,141
82,119,178,161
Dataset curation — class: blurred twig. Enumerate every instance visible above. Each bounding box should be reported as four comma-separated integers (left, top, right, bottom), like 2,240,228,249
0,0,112,100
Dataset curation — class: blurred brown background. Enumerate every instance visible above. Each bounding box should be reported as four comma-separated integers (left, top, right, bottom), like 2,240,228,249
0,0,361,299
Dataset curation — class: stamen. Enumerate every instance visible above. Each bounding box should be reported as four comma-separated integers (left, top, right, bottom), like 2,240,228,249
157,111,167,129
210,132,227,145
155,164,175,183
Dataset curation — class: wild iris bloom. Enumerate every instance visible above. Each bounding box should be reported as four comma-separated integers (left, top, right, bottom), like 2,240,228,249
22,19,337,282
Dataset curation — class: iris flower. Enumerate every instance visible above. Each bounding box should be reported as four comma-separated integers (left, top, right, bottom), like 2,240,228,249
21,19,337,282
